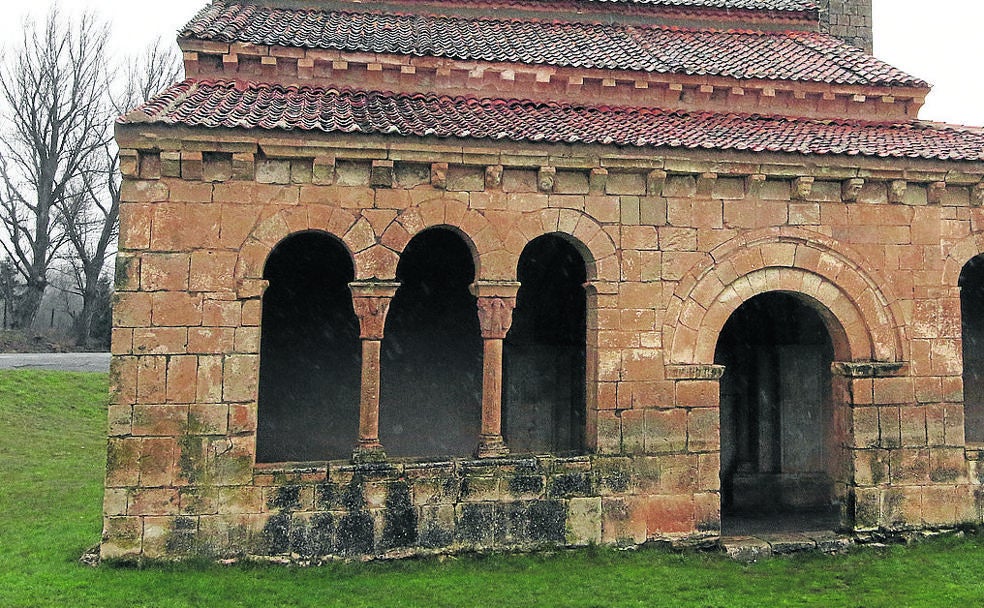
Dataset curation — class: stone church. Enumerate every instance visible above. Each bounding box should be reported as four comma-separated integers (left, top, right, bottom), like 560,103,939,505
103,0,984,560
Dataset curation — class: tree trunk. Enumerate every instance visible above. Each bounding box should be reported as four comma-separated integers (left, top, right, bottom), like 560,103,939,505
73,269,101,348
12,279,44,330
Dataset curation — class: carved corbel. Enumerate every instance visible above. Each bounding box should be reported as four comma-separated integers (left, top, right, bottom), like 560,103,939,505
841,178,864,203
538,167,556,193
647,169,668,196
888,179,907,204
370,160,394,189
792,177,814,201
431,162,449,190
974,183,984,207
696,172,718,198
746,174,767,198
485,165,503,190
589,168,608,194
927,181,946,205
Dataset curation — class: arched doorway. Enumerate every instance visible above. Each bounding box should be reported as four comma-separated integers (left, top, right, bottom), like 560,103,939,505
256,232,360,463
380,227,483,458
504,234,587,454
715,292,841,527
960,255,984,443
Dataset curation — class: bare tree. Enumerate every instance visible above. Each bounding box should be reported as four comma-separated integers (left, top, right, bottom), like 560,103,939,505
0,8,112,330
59,39,181,348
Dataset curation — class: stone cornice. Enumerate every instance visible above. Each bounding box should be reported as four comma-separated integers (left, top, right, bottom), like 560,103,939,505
115,123,984,188
179,42,927,122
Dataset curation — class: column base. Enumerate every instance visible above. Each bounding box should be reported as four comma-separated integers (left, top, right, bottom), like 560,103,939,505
352,442,387,463
476,435,509,458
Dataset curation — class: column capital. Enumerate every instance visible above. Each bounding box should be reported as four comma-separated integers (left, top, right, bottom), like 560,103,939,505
349,281,400,340
471,281,521,340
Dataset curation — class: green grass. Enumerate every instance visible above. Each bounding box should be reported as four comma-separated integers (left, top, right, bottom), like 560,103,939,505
3,369,984,607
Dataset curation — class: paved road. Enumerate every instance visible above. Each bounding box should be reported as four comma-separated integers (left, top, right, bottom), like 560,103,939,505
0,352,111,372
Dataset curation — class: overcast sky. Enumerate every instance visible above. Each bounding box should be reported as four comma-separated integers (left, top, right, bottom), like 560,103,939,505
2,0,982,126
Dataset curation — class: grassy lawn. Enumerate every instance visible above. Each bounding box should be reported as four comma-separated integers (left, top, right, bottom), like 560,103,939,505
2,369,984,607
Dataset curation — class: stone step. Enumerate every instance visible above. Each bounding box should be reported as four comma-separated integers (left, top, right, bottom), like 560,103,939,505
720,531,853,562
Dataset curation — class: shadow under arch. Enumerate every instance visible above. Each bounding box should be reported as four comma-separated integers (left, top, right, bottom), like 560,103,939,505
715,291,845,522
379,226,483,458
504,232,588,454
256,230,360,463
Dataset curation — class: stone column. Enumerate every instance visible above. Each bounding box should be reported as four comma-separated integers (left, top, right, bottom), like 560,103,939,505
349,281,401,462
470,281,521,458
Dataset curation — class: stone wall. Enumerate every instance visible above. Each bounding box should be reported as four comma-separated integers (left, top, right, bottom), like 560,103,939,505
819,0,873,52
103,133,984,560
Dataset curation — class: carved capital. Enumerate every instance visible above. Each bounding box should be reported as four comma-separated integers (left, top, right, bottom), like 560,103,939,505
471,281,521,340
349,281,400,340
476,297,518,339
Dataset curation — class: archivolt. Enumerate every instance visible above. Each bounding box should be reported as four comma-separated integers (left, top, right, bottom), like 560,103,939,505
665,227,906,365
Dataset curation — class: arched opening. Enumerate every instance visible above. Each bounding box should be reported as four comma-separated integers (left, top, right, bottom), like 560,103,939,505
715,292,841,530
257,232,360,463
380,227,483,458
960,255,984,443
504,234,587,454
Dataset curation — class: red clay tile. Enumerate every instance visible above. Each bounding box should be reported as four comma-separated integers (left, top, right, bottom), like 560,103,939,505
125,80,984,161
179,2,920,87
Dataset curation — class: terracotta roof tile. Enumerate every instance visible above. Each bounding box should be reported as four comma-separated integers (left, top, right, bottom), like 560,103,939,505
586,0,815,8
125,80,984,161
179,2,922,87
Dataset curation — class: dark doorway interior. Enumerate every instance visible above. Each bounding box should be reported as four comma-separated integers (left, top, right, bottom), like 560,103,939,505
504,234,587,454
257,232,360,463
961,255,984,443
715,292,838,521
380,228,483,458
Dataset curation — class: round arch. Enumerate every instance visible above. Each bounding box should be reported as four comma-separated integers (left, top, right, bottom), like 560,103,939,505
235,206,359,292
944,232,984,297
511,208,619,282
666,229,905,365
379,198,496,281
